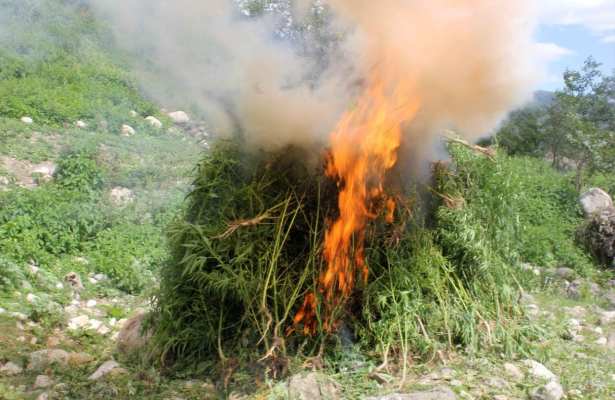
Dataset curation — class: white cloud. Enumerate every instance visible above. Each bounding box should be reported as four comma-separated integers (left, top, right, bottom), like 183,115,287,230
535,42,574,61
539,0,615,40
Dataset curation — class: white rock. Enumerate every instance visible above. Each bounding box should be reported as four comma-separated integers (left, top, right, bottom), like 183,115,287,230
75,120,88,129
36,392,48,400
595,337,608,345
88,360,120,380
145,116,163,128
593,327,603,334
121,124,136,136
32,162,56,179
579,188,613,216
86,300,97,308
129,110,138,117
523,360,557,381
28,349,69,371
26,293,37,303
531,381,564,400
504,362,524,381
98,325,111,335
168,111,190,124
55,282,64,290
88,277,98,284
88,319,103,331
21,116,33,124
34,375,52,389
109,318,117,327
109,187,135,206
29,264,40,274
68,315,90,331
600,311,615,325
0,361,23,376
10,312,28,321
0,307,5,314
93,274,106,281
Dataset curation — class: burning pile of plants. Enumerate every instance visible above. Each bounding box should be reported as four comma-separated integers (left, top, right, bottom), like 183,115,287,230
148,134,538,382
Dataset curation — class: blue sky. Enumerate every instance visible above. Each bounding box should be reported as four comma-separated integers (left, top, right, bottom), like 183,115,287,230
536,0,615,91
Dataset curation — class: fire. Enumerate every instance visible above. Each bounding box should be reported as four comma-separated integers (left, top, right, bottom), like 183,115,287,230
294,66,420,334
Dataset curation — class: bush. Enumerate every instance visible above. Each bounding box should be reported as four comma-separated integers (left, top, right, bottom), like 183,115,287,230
55,151,104,192
87,224,167,293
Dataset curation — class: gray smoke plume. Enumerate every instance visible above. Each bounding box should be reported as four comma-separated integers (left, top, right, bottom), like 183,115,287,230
90,0,543,153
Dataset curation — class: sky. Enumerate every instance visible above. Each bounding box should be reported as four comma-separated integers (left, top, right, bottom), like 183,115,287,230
536,0,615,91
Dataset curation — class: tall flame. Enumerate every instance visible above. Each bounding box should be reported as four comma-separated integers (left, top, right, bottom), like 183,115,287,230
294,66,420,334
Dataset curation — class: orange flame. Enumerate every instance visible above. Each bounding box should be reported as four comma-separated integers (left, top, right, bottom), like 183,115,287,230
294,66,420,334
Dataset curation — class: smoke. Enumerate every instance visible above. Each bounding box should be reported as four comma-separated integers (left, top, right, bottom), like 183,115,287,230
90,0,542,155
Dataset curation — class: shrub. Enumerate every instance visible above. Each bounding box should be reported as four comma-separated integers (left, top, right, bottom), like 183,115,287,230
55,151,104,192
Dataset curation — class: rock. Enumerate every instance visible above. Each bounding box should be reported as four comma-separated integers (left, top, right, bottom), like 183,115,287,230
0,361,23,376
531,381,564,400
28,349,69,371
581,206,615,269
88,360,121,380
0,307,5,314
286,372,340,400
168,111,190,124
503,362,524,381
595,337,608,345
116,311,151,355
145,116,163,129
121,124,136,137
580,188,613,217
607,332,615,349
365,387,457,400
129,110,138,117
34,375,52,389
93,274,106,281
26,293,38,303
523,360,557,381
21,116,33,124
36,393,49,400
68,315,90,330
86,300,97,308
75,120,88,129
32,162,56,182
554,267,575,280
109,187,135,206
599,311,615,325
64,272,84,291
68,352,94,366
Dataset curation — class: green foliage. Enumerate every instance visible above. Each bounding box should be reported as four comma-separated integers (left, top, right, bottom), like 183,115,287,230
87,224,166,293
0,186,107,262
0,255,26,289
55,151,104,192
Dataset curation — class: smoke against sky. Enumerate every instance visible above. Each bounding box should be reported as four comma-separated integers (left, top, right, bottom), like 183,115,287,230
90,0,543,153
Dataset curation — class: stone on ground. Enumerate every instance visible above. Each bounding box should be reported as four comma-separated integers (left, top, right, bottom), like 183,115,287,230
121,124,136,137
0,361,23,376
168,111,190,124
28,349,69,371
88,360,122,380
21,116,33,124
523,360,557,381
503,362,524,381
145,116,163,128
34,375,52,389
109,187,135,206
531,381,564,400
116,310,151,354
580,188,613,217
366,387,456,400
286,372,340,400
75,120,88,129
64,272,84,291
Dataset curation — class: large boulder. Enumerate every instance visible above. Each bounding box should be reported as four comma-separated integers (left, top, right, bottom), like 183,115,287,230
116,311,152,355
580,207,615,269
580,188,613,217
168,111,190,124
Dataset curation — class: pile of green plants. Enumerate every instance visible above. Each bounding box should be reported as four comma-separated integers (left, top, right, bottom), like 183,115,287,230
151,139,594,381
